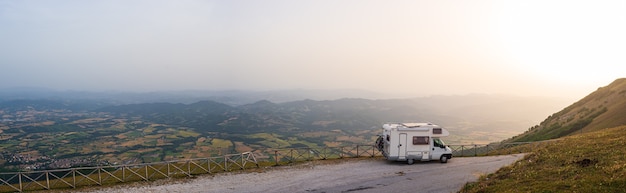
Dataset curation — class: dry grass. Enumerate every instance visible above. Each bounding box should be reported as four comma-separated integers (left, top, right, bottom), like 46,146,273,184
461,125,626,192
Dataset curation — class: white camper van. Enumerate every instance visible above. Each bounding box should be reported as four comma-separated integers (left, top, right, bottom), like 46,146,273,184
376,123,452,164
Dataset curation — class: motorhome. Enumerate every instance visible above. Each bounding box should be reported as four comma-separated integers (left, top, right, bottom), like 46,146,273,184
376,122,452,164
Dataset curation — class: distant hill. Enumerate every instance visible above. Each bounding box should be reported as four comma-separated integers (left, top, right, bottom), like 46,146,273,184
96,95,568,138
510,78,626,142
0,88,397,106
0,99,106,111
96,98,442,134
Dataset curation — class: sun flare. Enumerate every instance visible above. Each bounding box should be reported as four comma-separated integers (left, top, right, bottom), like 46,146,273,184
493,0,626,84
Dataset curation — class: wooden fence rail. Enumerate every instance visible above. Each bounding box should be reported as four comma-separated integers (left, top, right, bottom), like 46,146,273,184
0,152,259,192
448,140,558,157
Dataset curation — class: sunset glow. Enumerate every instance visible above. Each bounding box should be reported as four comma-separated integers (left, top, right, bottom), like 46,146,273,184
494,1,626,85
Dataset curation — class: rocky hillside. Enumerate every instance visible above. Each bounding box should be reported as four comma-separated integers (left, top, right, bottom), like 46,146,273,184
510,78,626,142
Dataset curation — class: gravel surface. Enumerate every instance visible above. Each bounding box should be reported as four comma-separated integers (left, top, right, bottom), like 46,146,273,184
78,154,525,193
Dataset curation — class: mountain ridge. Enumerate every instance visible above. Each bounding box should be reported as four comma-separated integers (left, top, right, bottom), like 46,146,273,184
510,78,626,142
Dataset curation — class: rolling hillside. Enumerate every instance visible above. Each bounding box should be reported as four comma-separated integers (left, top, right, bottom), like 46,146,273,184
510,78,626,142
96,95,567,135
462,78,626,192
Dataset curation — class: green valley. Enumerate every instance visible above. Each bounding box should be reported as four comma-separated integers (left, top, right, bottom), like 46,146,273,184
0,94,567,171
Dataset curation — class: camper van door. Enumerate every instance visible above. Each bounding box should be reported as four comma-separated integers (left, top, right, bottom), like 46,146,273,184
431,138,446,160
399,133,407,160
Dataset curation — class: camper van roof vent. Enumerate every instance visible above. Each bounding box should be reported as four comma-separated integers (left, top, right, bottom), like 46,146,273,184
400,123,415,128
400,122,434,128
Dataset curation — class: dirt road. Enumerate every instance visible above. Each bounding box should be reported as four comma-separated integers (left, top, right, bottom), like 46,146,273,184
80,154,525,193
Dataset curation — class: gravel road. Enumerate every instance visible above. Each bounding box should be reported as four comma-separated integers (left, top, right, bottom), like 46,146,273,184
79,154,525,193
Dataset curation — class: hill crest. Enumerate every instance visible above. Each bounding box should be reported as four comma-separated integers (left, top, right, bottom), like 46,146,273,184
510,78,626,142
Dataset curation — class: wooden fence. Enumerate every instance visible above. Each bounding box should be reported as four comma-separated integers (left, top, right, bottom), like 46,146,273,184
448,140,559,157
0,152,258,192
0,141,551,192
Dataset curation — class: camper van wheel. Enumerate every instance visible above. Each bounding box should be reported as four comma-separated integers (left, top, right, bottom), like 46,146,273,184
407,159,414,165
440,155,448,163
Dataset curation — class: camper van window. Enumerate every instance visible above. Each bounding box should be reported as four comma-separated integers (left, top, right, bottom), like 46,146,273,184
412,136,429,145
433,128,442,134
434,138,444,147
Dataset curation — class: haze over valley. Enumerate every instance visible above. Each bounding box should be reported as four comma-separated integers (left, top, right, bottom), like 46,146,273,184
0,90,570,170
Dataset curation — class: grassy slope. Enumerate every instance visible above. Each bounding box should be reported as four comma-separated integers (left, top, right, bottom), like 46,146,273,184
582,78,626,132
511,78,626,142
461,125,626,192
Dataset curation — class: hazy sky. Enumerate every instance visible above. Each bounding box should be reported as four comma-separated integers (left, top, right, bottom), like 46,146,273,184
1,0,625,99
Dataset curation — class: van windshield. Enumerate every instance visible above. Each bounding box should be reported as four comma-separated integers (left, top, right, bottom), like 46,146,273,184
433,138,445,147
